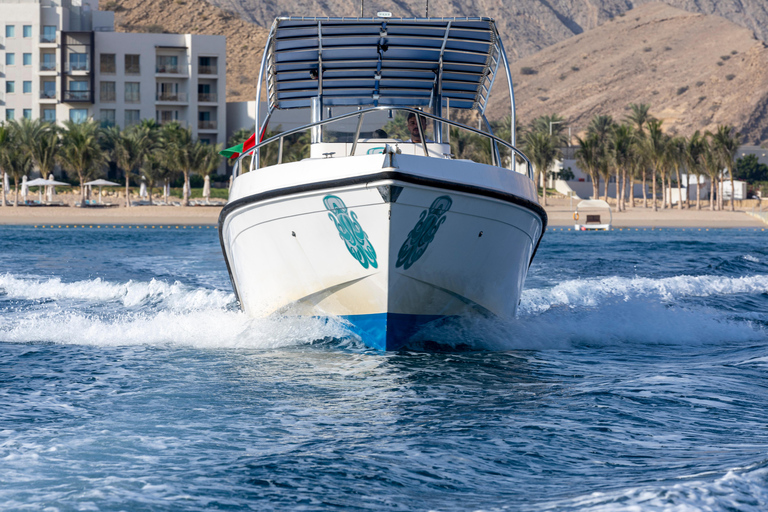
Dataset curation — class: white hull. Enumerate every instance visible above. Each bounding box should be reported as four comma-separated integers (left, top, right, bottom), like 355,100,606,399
220,153,546,350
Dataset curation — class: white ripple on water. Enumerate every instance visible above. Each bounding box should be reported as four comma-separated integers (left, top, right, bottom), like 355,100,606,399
520,274,768,314
0,273,765,350
534,461,768,512
0,273,234,311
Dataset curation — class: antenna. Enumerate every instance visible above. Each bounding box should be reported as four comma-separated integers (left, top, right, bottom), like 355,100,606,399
360,0,364,17
426,0,429,17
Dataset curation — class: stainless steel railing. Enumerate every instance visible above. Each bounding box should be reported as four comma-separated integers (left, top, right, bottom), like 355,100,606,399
233,106,533,181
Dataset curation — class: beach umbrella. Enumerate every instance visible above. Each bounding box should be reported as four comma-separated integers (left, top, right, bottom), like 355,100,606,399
21,176,28,202
139,178,148,199
164,180,170,202
203,175,211,204
84,179,120,205
182,181,188,203
3,172,8,201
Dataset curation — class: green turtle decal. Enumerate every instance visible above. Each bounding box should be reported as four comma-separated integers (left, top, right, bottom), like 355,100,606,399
323,195,378,269
396,195,452,270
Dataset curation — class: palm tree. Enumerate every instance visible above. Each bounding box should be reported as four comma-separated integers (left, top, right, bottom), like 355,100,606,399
709,125,741,211
522,130,560,206
160,122,196,206
666,136,687,210
0,123,11,207
528,114,569,147
625,103,654,138
609,124,635,212
15,118,59,182
58,119,106,204
640,120,666,211
684,131,706,210
586,115,614,202
702,140,720,211
121,123,159,207
575,134,602,199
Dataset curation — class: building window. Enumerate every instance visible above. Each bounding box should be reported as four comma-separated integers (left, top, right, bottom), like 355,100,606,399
42,81,56,99
66,80,89,101
41,53,56,71
68,53,89,72
43,109,56,122
5,81,14,93
23,81,32,94
198,56,217,75
156,55,179,73
100,54,116,74
69,109,88,123
125,110,141,127
5,26,15,38
100,109,116,127
23,53,32,66
23,109,32,119
23,25,32,38
41,26,56,43
125,54,140,75
100,81,116,102
125,82,140,103
5,53,14,66
6,109,14,121
157,109,179,124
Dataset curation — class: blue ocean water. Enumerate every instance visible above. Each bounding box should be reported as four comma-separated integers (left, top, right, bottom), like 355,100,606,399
1,224,768,511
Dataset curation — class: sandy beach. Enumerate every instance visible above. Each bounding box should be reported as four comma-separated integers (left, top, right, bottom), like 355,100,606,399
1,196,766,228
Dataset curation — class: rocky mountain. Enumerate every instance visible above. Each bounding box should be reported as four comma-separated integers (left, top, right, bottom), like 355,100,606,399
491,2,768,143
200,0,768,62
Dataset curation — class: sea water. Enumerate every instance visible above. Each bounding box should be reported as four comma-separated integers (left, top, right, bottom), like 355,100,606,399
1,224,767,511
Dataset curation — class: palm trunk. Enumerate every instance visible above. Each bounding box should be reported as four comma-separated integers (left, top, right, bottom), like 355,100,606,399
709,177,715,211
147,182,153,206
676,167,683,210
592,172,599,200
164,179,169,204
13,176,18,207
652,168,657,212
125,172,131,208
629,174,635,208
617,168,624,212
79,174,85,205
729,168,735,211
1,170,5,207
696,174,701,210
642,171,647,208
183,169,190,206
718,174,723,210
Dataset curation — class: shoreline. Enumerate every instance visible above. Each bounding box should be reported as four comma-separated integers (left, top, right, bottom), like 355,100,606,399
1,200,766,229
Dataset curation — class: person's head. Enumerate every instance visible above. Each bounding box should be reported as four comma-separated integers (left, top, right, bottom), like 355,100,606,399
407,112,427,142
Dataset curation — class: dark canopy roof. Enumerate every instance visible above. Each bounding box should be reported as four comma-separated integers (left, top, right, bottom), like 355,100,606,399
265,17,503,111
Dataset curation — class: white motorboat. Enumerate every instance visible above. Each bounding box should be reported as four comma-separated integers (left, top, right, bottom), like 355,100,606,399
573,199,612,231
219,17,547,350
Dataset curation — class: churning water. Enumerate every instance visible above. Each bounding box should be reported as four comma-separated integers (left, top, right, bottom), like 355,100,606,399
1,225,767,511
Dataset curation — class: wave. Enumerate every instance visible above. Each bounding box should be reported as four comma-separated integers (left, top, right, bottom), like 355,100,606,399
0,273,234,311
520,274,768,315
535,460,768,512
0,273,765,350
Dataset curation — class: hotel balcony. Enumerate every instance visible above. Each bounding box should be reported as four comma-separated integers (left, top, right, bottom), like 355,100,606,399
40,34,58,47
39,90,57,103
63,90,92,102
197,92,217,103
65,61,90,74
156,64,187,76
39,62,57,75
156,92,188,103
198,120,217,131
198,65,218,75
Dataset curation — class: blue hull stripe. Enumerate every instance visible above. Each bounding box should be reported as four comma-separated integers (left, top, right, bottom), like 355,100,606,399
341,313,445,351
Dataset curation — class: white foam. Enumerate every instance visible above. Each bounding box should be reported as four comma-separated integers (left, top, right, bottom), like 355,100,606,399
0,273,234,311
743,254,760,263
535,461,768,512
521,274,768,315
0,309,351,349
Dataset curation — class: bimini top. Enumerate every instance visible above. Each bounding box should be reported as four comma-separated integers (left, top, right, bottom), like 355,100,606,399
264,17,505,111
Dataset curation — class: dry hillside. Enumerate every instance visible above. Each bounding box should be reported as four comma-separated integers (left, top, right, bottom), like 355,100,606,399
101,0,268,101
490,2,768,144
203,0,768,62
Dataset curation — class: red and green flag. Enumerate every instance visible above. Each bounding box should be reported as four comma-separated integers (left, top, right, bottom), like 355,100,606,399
220,132,256,160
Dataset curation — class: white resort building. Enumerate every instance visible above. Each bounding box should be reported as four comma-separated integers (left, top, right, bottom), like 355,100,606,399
0,0,226,147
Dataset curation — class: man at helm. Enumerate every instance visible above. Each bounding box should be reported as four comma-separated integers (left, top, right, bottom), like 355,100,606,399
406,112,431,143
